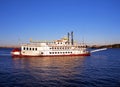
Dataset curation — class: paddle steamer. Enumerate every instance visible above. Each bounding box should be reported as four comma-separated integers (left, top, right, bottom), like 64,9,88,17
11,32,90,57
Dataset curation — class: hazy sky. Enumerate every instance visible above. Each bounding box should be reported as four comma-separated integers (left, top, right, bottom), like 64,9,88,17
0,0,120,46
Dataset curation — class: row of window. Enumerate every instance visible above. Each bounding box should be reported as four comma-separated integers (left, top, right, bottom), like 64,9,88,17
23,47,37,51
49,46,87,50
46,42,68,45
49,51,72,54
49,47,70,50
57,42,68,44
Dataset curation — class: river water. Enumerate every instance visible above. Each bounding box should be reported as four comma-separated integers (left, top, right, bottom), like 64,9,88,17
0,48,120,87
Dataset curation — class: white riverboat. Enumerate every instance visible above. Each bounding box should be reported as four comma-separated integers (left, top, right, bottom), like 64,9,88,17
11,32,90,57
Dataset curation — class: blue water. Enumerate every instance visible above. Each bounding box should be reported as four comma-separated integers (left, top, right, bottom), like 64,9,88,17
0,48,120,87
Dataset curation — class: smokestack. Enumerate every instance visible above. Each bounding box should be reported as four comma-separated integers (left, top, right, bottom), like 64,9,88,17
67,32,70,44
71,31,74,45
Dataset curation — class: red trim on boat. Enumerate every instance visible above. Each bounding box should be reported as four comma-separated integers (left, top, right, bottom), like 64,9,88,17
11,53,90,58
11,48,21,57
12,48,21,52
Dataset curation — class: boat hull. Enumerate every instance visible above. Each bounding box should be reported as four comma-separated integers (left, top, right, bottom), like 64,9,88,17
12,54,90,58
11,48,90,58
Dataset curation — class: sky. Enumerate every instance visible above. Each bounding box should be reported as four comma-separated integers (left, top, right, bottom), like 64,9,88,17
0,0,120,46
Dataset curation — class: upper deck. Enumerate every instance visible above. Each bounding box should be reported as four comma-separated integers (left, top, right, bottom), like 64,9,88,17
21,37,87,48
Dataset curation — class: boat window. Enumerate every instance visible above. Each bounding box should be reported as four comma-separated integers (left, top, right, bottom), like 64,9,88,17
32,48,34,51
23,47,25,50
35,48,37,51
27,48,28,50
30,48,31,50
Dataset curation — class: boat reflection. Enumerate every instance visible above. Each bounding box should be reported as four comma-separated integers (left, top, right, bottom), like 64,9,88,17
12,56,87,80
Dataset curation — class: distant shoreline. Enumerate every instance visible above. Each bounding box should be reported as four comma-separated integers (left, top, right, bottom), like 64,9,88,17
90,44,120,49
0,46,20,49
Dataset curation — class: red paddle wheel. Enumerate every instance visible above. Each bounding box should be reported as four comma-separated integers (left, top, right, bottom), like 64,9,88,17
11,48,21,57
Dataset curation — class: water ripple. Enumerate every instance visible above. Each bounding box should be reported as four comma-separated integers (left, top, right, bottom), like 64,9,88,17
0,48,120,87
